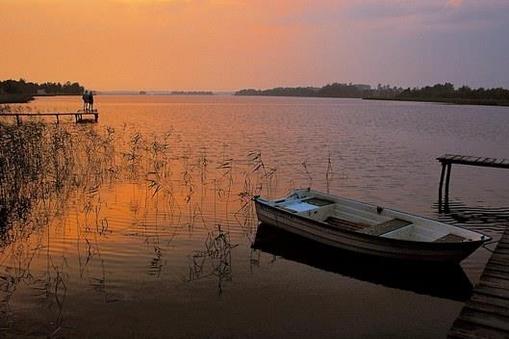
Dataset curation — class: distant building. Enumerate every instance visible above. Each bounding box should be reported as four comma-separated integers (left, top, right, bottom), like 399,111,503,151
36,89,47,95
354,84,371,91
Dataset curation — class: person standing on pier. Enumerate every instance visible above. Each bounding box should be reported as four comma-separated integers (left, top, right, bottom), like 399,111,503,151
82,90,88,111
89,91,94,111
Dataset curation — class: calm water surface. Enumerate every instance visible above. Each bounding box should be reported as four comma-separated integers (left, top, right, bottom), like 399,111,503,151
1,95,509,338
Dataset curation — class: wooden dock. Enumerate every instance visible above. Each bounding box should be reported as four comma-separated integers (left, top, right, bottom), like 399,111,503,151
437,154,509,210
448,226,509,338
0,111,99,124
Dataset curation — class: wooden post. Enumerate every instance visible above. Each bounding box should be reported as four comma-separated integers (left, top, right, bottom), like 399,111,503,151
56,115,59,124
438,162,446,211
94,113,98,122
444,163,452,210
16,114,20,125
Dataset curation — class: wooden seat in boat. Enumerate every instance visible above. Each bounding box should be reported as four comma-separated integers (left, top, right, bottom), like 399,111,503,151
304,198,335,206
358,218,412,236
325,216,369,232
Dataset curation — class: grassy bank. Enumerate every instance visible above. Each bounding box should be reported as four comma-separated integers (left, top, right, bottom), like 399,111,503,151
0,94,34,104
363,97,509,107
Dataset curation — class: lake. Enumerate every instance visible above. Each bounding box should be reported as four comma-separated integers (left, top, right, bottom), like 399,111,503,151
1,95,509,338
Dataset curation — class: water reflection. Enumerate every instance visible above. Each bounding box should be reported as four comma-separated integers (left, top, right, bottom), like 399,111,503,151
252,223,473,302
0,119,281,335
2,95,509,337
435,199,509,233
187,225,238,295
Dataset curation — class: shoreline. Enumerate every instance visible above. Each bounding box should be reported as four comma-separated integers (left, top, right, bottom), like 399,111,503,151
0,93,82,105
363,97,509,107
234,94,509,107
0,94,34,104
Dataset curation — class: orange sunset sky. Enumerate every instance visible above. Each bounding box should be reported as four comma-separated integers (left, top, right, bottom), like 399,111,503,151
1,0,508,91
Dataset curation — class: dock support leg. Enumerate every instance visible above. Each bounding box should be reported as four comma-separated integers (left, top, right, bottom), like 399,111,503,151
56,115,59,124
438,162,446,212
16,115,20,125
444,164,452,212
94,113,98,122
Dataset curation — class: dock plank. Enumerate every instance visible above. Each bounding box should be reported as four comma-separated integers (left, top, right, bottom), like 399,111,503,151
483,269,509,280
474,285,509,300
449,227,509,338
470,293,509,309
490,252,509,262
478,279,509,292
457,309,509,332
484,263,509,275
437,154,509,169
0,111,99,124
0,111,98,116
464,301,509,318
449,319,509,339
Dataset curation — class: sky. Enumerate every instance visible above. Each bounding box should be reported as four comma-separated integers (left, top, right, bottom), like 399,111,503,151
1,0,508,91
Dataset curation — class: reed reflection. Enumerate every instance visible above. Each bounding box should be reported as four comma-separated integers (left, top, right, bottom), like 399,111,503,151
0,118,290,335
187,226,238,295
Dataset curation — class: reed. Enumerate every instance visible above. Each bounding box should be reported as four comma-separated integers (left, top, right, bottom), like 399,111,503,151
326,152,333,193
187,225,238,294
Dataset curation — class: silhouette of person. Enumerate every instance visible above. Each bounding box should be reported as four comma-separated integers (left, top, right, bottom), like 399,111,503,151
82,90,88,111
89,91,94,111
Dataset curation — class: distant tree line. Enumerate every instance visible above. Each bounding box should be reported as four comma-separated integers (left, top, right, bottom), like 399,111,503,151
170,91,214,95
236,82,509,106
236,87,320,97
235,83,403,98
396,83,509,101
0,79,84,97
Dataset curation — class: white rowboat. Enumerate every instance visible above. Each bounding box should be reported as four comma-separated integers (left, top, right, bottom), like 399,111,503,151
254,188,490,263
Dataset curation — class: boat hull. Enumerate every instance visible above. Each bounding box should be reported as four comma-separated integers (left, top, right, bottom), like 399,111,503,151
255,199,483,263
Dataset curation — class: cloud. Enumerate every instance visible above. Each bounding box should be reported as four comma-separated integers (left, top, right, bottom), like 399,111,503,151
447,0,463,8
0,0,508,89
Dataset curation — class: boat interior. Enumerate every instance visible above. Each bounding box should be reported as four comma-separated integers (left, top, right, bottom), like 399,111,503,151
269,190,486,243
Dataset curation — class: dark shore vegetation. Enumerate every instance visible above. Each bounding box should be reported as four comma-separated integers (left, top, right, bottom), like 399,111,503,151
0,121,115,246
170,91,214,95
0,94,34,104
391,83,509,106
236,82,509,106
0,79,85,104
235,83,397,98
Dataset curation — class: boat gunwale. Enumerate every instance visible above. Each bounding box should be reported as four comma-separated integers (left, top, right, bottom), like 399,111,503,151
254,196,490,248
302,189,492,241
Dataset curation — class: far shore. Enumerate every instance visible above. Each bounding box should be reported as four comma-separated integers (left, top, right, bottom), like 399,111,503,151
0,94,34,104
231,93,509,107
3,92,509,108
363,97,509,107
0,93,82,105
235,82,509,107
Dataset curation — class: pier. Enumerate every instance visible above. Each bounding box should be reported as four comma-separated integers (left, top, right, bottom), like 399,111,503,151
437,154,509,210
0,110,99,124
448,226,509,338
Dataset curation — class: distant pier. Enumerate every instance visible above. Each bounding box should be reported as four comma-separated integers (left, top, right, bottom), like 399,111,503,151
0,110,99,125
448,226,509,338
437,154,509,211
